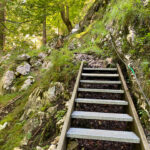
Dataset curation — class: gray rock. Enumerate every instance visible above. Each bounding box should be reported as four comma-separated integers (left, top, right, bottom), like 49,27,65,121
127,26,136,46
38,52,47,60
2,71,15,90
0,54,11,64
16,62,31,75
71,24,80,34
20,76,35,91
17,54,30,61
43,82,64,102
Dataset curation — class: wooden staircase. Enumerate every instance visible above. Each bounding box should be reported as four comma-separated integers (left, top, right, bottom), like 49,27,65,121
57,61,149,150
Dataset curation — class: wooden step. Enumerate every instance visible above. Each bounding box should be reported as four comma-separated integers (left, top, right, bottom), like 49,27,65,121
78,88,124,94
67,128,140,143
71,111,133,121
83,68,117,71
75,98,128,105
82,73,119,77
80,80,121,84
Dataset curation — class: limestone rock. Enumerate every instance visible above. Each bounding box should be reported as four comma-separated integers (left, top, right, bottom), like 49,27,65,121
47,106,57,116
2,71,15,90
43,82,64,102
71,24,80,34
51,136,60,145
48,145,56,150
38,52,47,60
127,26,136,46
16,62,31,75
0,122,8,131
17,54,30,61
20,76,35,91
36,146,44,150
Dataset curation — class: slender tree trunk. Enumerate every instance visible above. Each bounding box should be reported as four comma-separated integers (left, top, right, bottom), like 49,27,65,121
43,16,46,46
61,5,73,32
0,1,5,52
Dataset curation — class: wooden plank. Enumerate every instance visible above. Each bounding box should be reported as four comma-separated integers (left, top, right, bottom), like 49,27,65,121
82,73,119,77
78,88,124,94
117,64,149,150
75,98,128,105
67,128,140,143
80,80,121,84
57,61,84,150
71,111,133,121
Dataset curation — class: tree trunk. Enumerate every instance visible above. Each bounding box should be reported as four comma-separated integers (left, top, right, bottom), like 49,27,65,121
0,1,5,53
61,5,73,32
42,15,46,46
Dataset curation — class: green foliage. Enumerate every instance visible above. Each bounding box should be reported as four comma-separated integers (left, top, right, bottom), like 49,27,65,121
55,110,67,121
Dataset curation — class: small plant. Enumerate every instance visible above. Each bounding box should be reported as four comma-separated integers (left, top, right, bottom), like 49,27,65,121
55,110,67,121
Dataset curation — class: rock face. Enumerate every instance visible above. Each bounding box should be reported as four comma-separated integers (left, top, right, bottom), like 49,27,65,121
20,76,35,91
127,26,136,46
17,54,30,61
2,71,15,90
16,62,31,75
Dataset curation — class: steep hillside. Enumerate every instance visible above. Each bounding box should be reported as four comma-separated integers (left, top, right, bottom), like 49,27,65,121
0,0,150,149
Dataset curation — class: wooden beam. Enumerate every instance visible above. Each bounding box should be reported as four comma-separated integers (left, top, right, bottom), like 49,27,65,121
117,64,149,150
57,61,84,150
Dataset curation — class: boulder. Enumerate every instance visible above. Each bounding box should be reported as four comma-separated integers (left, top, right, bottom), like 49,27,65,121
20,76,35,91
43,82,64,102
17,54,30,61
16,62,31,75
2,71,15,90
38,52,47,60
